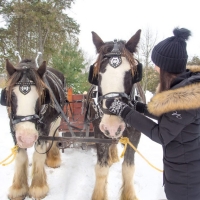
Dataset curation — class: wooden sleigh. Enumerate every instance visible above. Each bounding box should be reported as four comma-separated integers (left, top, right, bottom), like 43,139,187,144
59,87,94,137
39,86,118,152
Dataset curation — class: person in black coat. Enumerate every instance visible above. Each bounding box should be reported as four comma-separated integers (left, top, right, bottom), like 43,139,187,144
105,27,200,200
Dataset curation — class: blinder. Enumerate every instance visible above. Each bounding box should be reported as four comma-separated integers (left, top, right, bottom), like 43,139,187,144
0,88,7,106
88,61,143,86
0,87,50,107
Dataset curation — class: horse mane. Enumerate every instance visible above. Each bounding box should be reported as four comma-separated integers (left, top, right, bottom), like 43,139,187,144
93,40,137,78
6,59,47,107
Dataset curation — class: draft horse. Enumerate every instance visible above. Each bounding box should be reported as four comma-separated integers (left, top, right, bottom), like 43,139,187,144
0,58,66,199
88,29,145,200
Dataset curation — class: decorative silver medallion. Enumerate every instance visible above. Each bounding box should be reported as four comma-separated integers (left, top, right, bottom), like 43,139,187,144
19,84,31,95
109,56,122,68
16,81,36,95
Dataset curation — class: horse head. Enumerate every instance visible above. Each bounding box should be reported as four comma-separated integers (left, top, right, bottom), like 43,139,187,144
90,29,142,139
3,59,50,148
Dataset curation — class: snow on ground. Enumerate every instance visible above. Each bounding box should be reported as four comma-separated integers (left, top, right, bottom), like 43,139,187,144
0,90,167,200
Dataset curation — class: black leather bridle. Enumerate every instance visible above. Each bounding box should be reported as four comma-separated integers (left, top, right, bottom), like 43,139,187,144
95,40,135,115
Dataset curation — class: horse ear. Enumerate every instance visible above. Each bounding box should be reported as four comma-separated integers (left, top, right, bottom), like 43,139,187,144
6,59,16,76
37,61,47,78
92,31,105,53
125,29,141,53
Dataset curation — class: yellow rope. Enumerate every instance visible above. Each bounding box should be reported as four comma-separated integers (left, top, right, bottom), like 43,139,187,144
119,137,163,172
0,145,19,166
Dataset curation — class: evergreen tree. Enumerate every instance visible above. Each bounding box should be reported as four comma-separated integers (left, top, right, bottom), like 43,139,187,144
0,0,79,65
51,40,90,94
187,56,200,65
141,66,159,93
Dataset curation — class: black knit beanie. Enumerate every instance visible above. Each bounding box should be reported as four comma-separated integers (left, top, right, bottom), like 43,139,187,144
151,27,191,73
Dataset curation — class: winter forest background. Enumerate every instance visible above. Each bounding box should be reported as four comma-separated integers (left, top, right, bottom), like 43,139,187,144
0,0,200,94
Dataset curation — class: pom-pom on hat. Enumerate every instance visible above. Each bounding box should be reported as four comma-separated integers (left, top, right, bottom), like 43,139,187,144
151,27,191,73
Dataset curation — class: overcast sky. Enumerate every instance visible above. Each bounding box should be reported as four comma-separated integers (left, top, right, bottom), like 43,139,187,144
69,0,200,60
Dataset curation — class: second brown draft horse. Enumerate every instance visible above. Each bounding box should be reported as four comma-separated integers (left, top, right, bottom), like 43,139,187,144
87,29,146,200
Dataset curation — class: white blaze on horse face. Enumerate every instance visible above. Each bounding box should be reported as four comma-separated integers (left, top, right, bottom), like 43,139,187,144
99,57,130,138
13,86,39,148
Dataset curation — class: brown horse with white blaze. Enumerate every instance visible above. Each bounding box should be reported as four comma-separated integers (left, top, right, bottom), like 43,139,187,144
89,29,145,200
1,58,66,200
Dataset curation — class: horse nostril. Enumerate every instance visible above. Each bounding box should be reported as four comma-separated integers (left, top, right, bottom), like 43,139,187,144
18,136,23,143
105,130,110,137
34,135,38,141
116,126,122,136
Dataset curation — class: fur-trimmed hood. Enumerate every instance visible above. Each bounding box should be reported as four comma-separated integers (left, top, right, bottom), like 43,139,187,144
148,65,200,117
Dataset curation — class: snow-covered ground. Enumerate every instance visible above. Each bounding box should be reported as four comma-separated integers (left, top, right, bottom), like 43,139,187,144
0,90,166,200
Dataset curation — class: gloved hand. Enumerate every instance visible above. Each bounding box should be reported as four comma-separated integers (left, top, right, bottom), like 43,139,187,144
131,100,147,114
105,98,132,118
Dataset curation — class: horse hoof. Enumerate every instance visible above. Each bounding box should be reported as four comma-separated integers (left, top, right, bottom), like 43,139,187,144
45,158,61,168
8,195,26,200
29,185,49,200
8,186,28,200
29,194,47,200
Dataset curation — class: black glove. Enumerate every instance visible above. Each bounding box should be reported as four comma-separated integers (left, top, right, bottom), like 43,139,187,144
131,100,147,114
105,99,132,118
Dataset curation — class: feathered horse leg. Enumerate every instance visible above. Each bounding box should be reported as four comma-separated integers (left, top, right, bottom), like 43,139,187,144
46,117,61,168
92,135,119,199
8,149,29,200
29,142,48,199
120,128,141,200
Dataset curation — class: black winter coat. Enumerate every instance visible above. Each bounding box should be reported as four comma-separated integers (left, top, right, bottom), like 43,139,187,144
122,67,200,200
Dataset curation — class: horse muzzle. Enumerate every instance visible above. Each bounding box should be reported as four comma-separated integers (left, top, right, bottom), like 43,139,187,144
99,114,126,139
15,122,39,148
16,134,38,148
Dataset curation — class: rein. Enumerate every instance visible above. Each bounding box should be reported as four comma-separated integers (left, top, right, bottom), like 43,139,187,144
43,74,75,136
43,74,83,135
